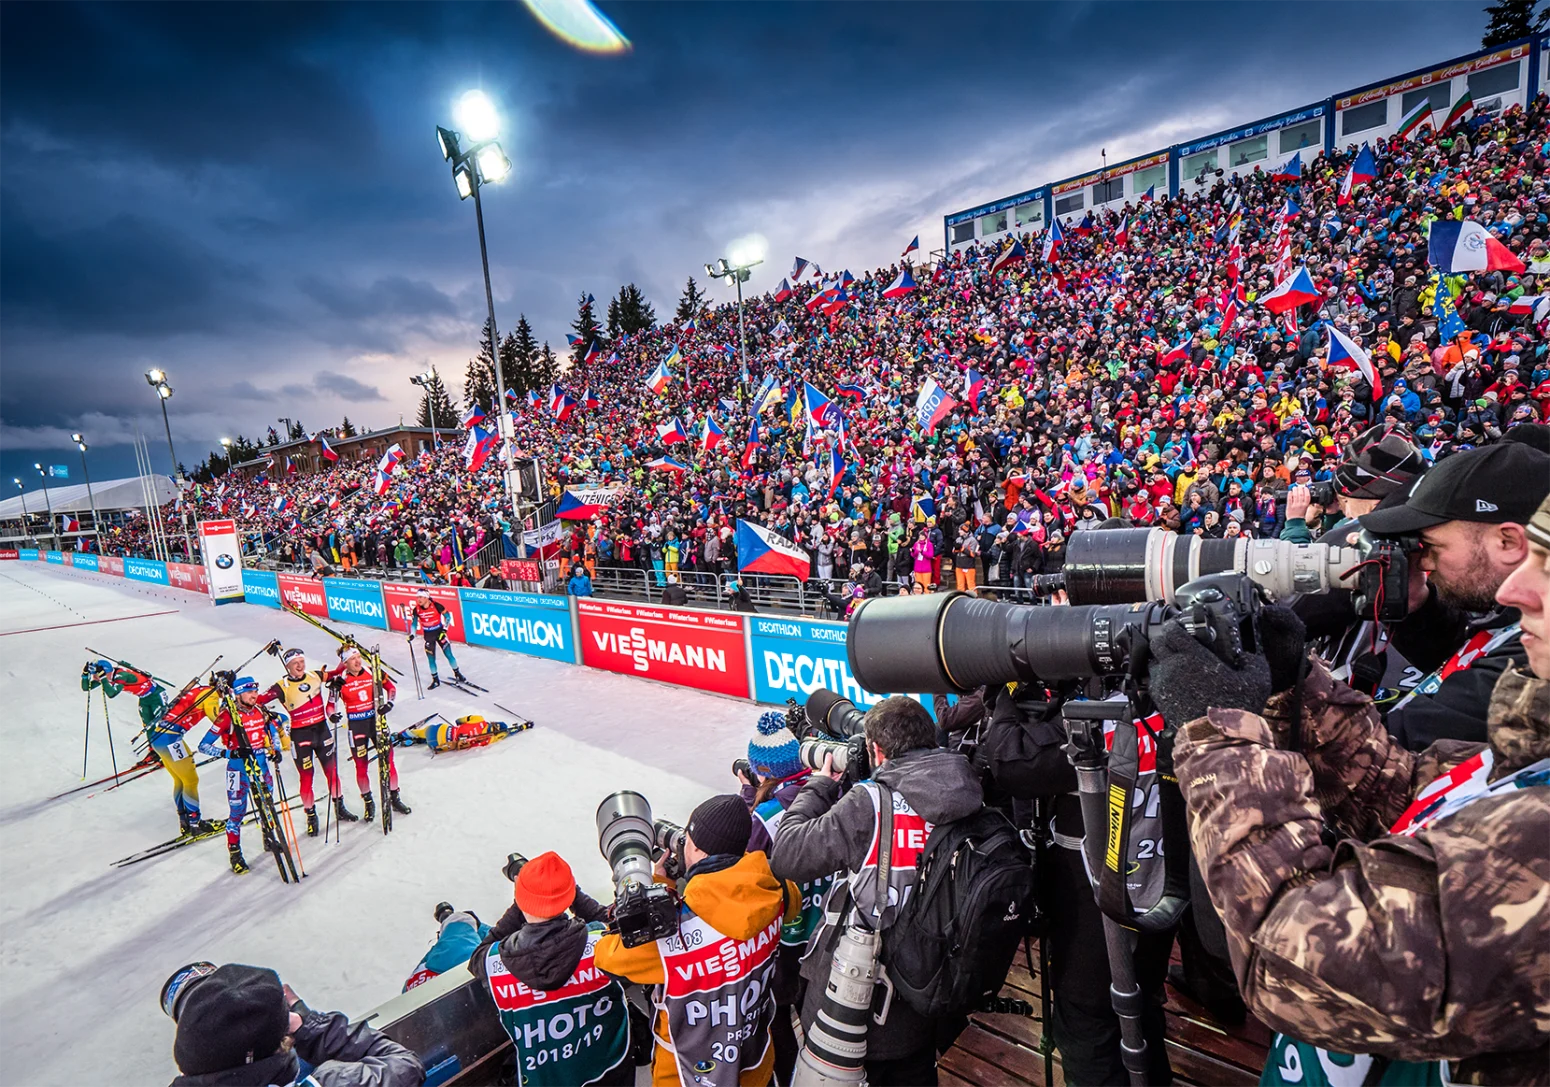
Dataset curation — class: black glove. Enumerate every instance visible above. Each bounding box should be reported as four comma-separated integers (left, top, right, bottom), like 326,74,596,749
268,749,282,766
379,700,393,716
1148,619,1271,732
328,711,342,724
1256,605,1308,696
212,669,236,692
263,639,282,657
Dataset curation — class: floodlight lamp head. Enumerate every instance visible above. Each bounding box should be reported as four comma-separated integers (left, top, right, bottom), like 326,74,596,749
475,143,511,184
454,164,475,200
145,368,166,386
157,384,174,400
436,125,460,162
454,90,500,143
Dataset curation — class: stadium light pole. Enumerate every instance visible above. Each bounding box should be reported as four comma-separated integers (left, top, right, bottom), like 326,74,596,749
437,90,528,564
71,433,98,542
705,255,762,389
34,462,56,550
409,368,444,448
144,368,194,559
13,478,31,544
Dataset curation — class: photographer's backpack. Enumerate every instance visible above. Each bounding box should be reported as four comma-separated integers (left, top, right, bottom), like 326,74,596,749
880,787,1035,1019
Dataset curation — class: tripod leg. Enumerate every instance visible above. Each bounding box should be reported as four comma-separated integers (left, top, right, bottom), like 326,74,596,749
1101,918,1151,1087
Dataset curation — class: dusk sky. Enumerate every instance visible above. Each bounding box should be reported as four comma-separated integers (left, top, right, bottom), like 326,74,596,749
2,1,1487,486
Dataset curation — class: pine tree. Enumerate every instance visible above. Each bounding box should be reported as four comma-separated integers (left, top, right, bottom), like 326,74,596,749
606,293,624,341
676,276,707,322
1482,0,1544,45
570,293,601,366
287,419,307,440
415,375,458,430
464,326,498,413
620,283,656,334
539,342,560,385
509,316,540,394
339,416,357,437
498,331,521,399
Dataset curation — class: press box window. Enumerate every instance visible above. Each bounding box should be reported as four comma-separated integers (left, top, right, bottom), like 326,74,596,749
1092,177,1124,204
1016,203,1044,228
1131,164,1167,197
1182,149,1218,182
1229,135,1268,167
1278,120,1322,153
1055,193,1084,215
1401,85,1451,119
1342,99,1387,135
951,221,974,244
979,211,1008,235
1469,61,1520,101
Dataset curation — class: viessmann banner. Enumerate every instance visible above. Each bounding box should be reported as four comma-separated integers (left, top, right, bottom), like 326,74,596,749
576,600,750,699
459,588,575,664
383,583,465,642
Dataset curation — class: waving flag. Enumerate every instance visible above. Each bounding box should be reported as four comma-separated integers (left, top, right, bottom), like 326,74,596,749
806,283,841,312
373,443,405,495
1326,325,1378,393
826,448,845,498
316,433,339,462
556,486,624,520
1439,89,1473,132
741,417,761,470
582,387,601,409
1431,273,1468,341
1279,198,1300,221
835,382,868,401
553,392,578,422
803,381,835,428
284,456,297,476
1260,267,1320,313
565,333,583,347
661,343,683,369
461,403,487,429
1395,98,1433,140
1113,216,1129,246
882,266,917,298
656,418,688,444
772,317,790,339
1074,212,1095,236
1040,220,1064,263
753,372,781,414
736,519,810,580
790,256,810,281
1157,338,1190,368
646,361,672,396
1428,218,1526,274
646,455,688,474
911,494,937,521
462,425,498,471
963,367,987,411
1140,184,1156,203
524,388,542,409
914,376,957,433
902,235,919,257
1507,294,1550,319
1273,152,1302,182
682,316,697,333
583,340,602,366
272,495,289,513
773,277,794,302
992,238,1027,273
1218,282,1245,340
700,415,725,452
1337,144,1377,206
718,396,738,416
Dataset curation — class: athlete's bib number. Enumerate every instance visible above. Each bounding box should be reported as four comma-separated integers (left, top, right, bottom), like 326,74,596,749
165,740,189,760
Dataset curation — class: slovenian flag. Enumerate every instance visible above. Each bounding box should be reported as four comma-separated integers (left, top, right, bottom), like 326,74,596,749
646,455,687,474
1273,152,1302,182
1326,324,1378,394
461,403,486,429
1427,219,1526,275
463,425,498,471
992,238,1027,273
1260,267,1320,313
656,418,688,444
1337,144,1377,206
826,448,845,499
1395,98,1433,140
1041,220,1064,263
902,235,919,257
803,381,834,428
882,267,917,298
914,376,957,434
741,417,761,470
736,519,810,580
963,367,986,411
646,361,672,395
700,415,725,452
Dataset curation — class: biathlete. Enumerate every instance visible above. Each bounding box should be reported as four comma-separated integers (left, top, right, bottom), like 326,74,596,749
259,648,355,836
408,588,467,689
81,659,215,837
326,647,411,820
195,676,284,875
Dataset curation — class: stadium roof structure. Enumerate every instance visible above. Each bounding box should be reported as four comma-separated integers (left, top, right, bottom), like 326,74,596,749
0,474,177,519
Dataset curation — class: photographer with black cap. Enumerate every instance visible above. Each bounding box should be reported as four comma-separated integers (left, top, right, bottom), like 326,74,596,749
1359,438,1550,748
163,962,423,1087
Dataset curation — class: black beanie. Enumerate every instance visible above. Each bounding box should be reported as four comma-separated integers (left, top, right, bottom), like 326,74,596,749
687,794,752,858
173,964,289,1075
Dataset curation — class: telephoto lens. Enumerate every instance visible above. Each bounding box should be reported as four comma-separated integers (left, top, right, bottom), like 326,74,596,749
805,689,867,738
654,818,687,880
502,852,528,882
160,961,218,1022
732,757,761,788
596,791,679,947
797,735,869,780
792,927,881,1086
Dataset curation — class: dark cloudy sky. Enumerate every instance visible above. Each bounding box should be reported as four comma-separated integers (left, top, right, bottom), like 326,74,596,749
2,1,1486,486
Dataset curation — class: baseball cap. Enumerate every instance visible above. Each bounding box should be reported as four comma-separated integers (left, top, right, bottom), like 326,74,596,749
1334,423,1425,500
1360,442,1550,535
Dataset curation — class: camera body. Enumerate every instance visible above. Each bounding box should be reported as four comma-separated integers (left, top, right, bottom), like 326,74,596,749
798,734,871,782
1351,530,1417,624
596,791,679,948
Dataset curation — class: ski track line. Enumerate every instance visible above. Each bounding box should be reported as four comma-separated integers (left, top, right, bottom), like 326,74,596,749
0,610,182,637
0,568,92,620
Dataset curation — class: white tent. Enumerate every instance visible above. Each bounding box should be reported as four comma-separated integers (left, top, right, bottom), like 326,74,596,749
0,474,177,520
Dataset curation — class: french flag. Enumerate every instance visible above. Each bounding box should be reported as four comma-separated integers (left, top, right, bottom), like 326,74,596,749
656,418,688,444
582,387,601,409
1040,220,1063,263
914,376,957,434
1273,152,1302,182
1337,144,1377,206
315,433,339,462
700,414,725,452
1427,219,1526,275
1260,267,1320,313
992,238,1027,273
826,448,845,498
882,267,917,298
773,277,794,302
646,361,672,395
741,417,761,470
462,425,498,471
902,235,919,257
736,519,810,580
1327,324,1379,394
963,367,986,411
646,455,687,474
461,403,487,429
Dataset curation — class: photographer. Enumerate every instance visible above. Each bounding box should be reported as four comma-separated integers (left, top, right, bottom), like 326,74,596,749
1359,440,1549,748
594,795,800,1087
771,696,984,1085
1150,493,1550,1084
164,963,423,1087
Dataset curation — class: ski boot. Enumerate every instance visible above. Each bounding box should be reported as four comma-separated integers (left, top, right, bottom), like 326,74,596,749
427,675,441,690
390,790,412,816
229,845,250,875
334,796,359,822
305,808,319,838
452,669,468,685
361,792,376,821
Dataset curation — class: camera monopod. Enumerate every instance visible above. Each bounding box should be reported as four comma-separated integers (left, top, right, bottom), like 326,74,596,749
1061,699,1191,1087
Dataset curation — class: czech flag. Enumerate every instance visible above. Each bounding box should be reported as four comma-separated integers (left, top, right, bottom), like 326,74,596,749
1337,144,1377,206
556,489,613,520
554,392,578,422
682,316,697,333
1140,184,1155,203
1074,212,1095,236
902,235,919,257
646,361,672,396
583,341,602,366
1279,198,1300,221
1260,267,1320,313
992,238,1028,273
700,414,725,452
826,448,845,498
1427,219,1526,275
914,376,957,434
718,397,738,415
882,267,917,298
463,425,498,471
963,367,986,411
773,277,794,302
1507,294,1550,319
736,519,810,580
582,387,601,409
803,381,834,428
1157,338,1190,368
461,404,486,429
525,388,542,409
1040,220,1064,263
646,455,687,474
741,417,761,470
1273,152,1302,182
790,256,810,281
565,333,583,347
272,495,290,513
316,433,339,461
656,418,688,444
284,456,297,475
547,384,565,412
1113,216,1129,246
1326,324,1379,393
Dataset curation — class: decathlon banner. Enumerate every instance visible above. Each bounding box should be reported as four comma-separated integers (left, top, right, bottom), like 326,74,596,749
242,569,281,608
70,552,98,571
459,588,575,663
383,583,465,642
322,577,388,630
276,573,327,617
100,555,124,576
19,549,39,561
197,519,245,603
46,551,63,564
124,557,169,584
748,615,933,713
577,600,750,699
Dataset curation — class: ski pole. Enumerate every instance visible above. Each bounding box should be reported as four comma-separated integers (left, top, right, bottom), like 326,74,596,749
407,636,424,700
273,766,305,877
82,687,92,780
99,688,122,784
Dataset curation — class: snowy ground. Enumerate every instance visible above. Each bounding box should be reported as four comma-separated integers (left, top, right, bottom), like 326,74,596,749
0,562,758,1085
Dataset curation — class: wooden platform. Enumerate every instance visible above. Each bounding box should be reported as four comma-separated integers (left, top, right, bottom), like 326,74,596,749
940,940,1273,1087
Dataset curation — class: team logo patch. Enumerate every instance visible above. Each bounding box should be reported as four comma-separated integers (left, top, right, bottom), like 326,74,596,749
692,1060,717,1074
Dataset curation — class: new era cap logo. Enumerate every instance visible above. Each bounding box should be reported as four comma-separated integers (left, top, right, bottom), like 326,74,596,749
1476,499,1499,513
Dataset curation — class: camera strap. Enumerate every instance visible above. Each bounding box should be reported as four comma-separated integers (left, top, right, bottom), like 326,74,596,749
1096,716,1143,924
874,782,895,931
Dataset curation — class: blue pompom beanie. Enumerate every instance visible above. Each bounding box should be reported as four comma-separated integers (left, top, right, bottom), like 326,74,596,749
748,710,802,780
